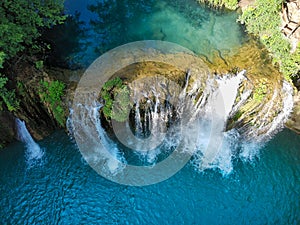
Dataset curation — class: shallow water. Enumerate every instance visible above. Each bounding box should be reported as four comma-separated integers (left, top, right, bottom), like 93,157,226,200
63,0,247,66
0,130,299,224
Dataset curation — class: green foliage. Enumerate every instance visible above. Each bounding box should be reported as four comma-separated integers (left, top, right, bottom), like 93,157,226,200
35,60,44,70
232,110,243,121
39,80,66,127
17,81,26,97
0,52,5,68
101,77,131,122
0,75,19,111
198,0,238,10
253,83,267,103
0,0,66,115
239,0,300,79
0,0,66,62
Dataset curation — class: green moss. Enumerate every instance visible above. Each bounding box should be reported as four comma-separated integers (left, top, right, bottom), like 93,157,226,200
232,110,243,121
39,80,66,127
253,83,267,103
112,86,131,122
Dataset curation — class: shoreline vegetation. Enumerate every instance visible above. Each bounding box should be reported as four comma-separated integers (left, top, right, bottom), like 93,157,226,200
201,0,299,82
0,0,299,148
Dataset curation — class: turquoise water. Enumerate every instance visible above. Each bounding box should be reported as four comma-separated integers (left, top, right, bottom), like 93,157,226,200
0,130,299,224
1,0,300,224
63,0,247,66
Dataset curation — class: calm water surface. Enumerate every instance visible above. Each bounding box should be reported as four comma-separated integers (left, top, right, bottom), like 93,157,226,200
63,0,247,66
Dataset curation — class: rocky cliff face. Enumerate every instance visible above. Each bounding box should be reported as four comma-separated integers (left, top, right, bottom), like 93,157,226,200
281,0,300,52
0,58,66,146
286,91,300,134
280,0,300,133
0,111,15,148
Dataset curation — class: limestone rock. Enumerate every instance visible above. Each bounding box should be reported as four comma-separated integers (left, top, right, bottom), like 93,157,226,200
285,91,300,134
281,0,300,52
238,0,256,11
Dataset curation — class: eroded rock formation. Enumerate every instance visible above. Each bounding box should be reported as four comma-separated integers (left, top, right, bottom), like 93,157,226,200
280,0,300,52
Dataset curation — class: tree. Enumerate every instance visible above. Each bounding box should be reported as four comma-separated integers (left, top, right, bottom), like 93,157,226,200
0,0,66,111
0,0,66,64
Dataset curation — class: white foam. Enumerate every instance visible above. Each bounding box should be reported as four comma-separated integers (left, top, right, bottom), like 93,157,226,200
16,118,44,167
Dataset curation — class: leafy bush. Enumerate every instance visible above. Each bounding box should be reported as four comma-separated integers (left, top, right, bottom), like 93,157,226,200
0,53,5,68
253,83,267,103
239,0,300,79
39,80,66,127
35,60,44,70
0,0,66,114
0,75,19,111
0,0,66,62
101,77,131,122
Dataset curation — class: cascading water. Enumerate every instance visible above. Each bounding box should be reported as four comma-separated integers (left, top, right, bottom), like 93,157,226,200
69,67,294,175
259,81,294,140
16,119,44,167
180,70,246,173
70,93,126,175
241,80,294,142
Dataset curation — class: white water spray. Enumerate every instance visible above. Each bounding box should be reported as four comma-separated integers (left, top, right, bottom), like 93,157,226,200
190,71,245,173
68,69,294,176
16,119,44,166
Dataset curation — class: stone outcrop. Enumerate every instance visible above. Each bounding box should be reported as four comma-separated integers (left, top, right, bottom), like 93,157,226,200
13,61,58,140
0,57,66,145
238,0,255,11
286,91,300,134
0,111,15,147
280,1,300,133
280,0,300,52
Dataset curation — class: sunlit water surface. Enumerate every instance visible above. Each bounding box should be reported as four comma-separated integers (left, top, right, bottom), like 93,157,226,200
0,130,299,224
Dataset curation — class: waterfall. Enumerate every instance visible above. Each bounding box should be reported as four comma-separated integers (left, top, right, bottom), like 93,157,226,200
68,68,294,176
16,119,44,166
189,71,245,173
69,91,126,175
262,81,294,139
